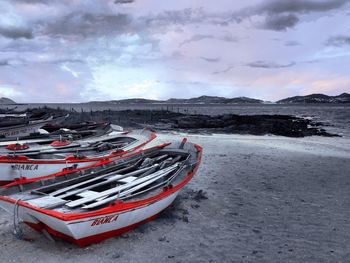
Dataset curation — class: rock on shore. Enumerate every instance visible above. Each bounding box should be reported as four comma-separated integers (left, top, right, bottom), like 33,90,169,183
32,108,339,137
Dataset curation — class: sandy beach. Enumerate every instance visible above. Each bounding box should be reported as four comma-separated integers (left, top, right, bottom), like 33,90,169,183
0,133,349,262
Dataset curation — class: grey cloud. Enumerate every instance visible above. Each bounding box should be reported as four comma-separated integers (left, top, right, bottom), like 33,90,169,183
41,12,132,38
285,40,301,46
212,65,234,75
12,0,52,4
0,58,25,67
221,34,238,42
143,8,235,29
325,35,350,46
262,13,299,31
114,0,134,4
200,57,220,63
179,34,213,46
171,51,185,59
144,8,207,28
0,26,33,39
242,0,349,31
180,33,238,47
257,0,348,14
0,60,9,67
247,60,295,68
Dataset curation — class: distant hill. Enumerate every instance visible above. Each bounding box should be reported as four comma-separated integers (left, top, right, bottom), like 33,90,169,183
110,98,161,104
89,95,263,104
167,95,263,104
0,97,16,104
277,93,350,104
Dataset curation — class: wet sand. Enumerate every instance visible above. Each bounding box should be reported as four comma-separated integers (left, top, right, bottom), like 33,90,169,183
0,134,349,262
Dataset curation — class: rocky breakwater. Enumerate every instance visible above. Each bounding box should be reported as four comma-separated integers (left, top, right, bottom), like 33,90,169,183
21,108,339,138
162,114,338,137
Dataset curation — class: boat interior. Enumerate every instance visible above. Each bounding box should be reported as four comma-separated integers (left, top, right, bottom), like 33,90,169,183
17,136,137,159
0,124,136,158
1,142,199,213
0,122,112,145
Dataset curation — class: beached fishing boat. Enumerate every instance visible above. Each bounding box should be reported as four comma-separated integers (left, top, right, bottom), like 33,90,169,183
0,123,123,152
0,114,68,138
0,139,202,246
0,129,156,185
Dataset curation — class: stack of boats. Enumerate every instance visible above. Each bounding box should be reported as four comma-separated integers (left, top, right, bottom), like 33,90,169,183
0,110,202,246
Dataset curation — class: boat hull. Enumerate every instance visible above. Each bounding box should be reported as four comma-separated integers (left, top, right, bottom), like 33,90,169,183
0,142,202,246
0,121,51,138
0,160,98,184
0,115,67,138
0,191,179,246
0,130,156,185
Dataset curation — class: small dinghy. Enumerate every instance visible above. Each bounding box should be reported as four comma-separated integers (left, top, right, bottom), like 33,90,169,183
0,139,202,246
0,129,156,185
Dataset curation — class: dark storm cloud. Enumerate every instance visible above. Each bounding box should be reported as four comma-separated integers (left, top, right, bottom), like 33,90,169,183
200,57,220,63
257,0,348,14
261,13,299,31
325,35,350,47
244,0,349,31
41,12,132,38
247,60,295,68
0,26,33,39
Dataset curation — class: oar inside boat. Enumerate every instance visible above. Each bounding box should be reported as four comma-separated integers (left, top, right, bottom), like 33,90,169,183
0,139,202,246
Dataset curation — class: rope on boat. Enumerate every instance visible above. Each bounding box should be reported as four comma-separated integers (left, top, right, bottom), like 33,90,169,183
13,199,24,240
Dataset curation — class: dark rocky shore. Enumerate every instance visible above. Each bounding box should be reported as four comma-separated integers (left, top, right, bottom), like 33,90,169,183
35,107,339,137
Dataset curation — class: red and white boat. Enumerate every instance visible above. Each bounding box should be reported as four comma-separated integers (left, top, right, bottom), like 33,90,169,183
0,129,156,185
0,139,202,246
0,114,68,138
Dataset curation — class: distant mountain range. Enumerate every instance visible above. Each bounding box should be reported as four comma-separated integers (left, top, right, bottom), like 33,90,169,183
89,95,264,105
88,93,350,104
0,97,16,104
277,93,350,104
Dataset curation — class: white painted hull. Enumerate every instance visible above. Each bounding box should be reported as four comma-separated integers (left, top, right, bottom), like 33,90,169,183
0,191,179,246
0,161,98,182
0,122,50,138
0,130,156,184
0,141,203,246
0,115,67,138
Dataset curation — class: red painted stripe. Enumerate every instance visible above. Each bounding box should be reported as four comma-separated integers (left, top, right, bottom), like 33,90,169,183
0,155,108,165
25,208,167,247
0,142,202,223
0,132,156,165
1,132,158,187
0,180,12,186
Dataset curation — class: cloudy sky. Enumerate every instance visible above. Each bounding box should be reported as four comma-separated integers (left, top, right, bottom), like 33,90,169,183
0,0,349,102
